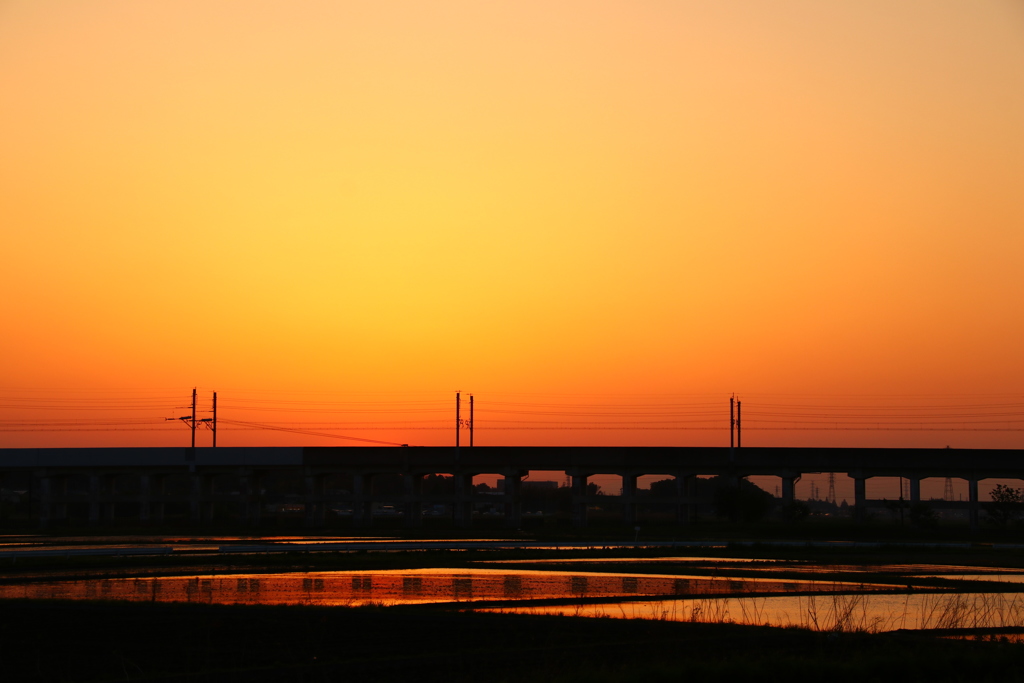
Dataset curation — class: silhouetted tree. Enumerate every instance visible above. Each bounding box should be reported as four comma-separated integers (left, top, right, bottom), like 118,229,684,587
552,483,602,499
987,484,1023,527
370,474,404,496
647,478,677,498
780,500,810,523
647,476,773,521
421,474,454,496
909,502,937,529
710,477,773,522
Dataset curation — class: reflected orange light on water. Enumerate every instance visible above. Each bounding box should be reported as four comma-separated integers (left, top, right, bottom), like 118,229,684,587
0,569,900,607
480,592,1024,633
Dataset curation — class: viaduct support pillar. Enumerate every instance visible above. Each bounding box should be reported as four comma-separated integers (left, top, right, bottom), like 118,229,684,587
305,472,326,528
909,478,921,503
189,473,209,524
45,473,68,525
89,475,103,526
675,474,694,525
503,472,522,529
969,478,980,533
571,473,589,528
453,473,474,529
36,472,52,529
242,471,262,527
621,474,637,526
353,473,372,528
139,474,152,525
60,477,71,522
151,474,166,524
404,473,423,528
854,476,867,523
781,476,798,506
56,476,68,523
105,475,117,522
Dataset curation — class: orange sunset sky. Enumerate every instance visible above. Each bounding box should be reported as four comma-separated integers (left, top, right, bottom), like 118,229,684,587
1,1,1022,453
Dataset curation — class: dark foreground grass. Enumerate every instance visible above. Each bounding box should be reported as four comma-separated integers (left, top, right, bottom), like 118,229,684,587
3,599,1024,682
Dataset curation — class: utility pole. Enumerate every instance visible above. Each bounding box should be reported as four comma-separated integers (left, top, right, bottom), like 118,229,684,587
898,476,905,526
729,396,735,463
212,391,217,448
165,389,201,448
190,388,197,449
469,394,474,447
736,399,742,448
455,392,461,450
727,395,739,520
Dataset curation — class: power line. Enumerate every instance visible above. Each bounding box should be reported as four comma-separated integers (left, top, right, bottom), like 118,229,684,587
218,419,406,446
4,391,1024,444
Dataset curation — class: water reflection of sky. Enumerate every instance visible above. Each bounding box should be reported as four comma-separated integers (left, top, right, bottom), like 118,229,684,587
478,592,1024,633
0,568,906,607
3,562,1024,634
486,556,779,564
919,574,1024,584
0,536,696,557
1,568,1019,634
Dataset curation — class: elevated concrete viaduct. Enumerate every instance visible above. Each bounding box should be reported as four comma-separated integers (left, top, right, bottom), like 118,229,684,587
2,446,1022,530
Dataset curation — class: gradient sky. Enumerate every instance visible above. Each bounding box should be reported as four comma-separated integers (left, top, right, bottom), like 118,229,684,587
2,1,1023,451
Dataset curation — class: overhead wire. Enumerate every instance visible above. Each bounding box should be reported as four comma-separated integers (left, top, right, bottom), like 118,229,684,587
218,419,406,446
2,391,1022,441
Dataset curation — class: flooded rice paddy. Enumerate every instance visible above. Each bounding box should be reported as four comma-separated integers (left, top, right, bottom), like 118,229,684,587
481,590,1024,633
5,534,1024,636
5,559,1024,635
0,568,909,606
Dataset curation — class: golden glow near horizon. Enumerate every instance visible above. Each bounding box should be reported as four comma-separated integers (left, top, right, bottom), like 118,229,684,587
2,1,1022,449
